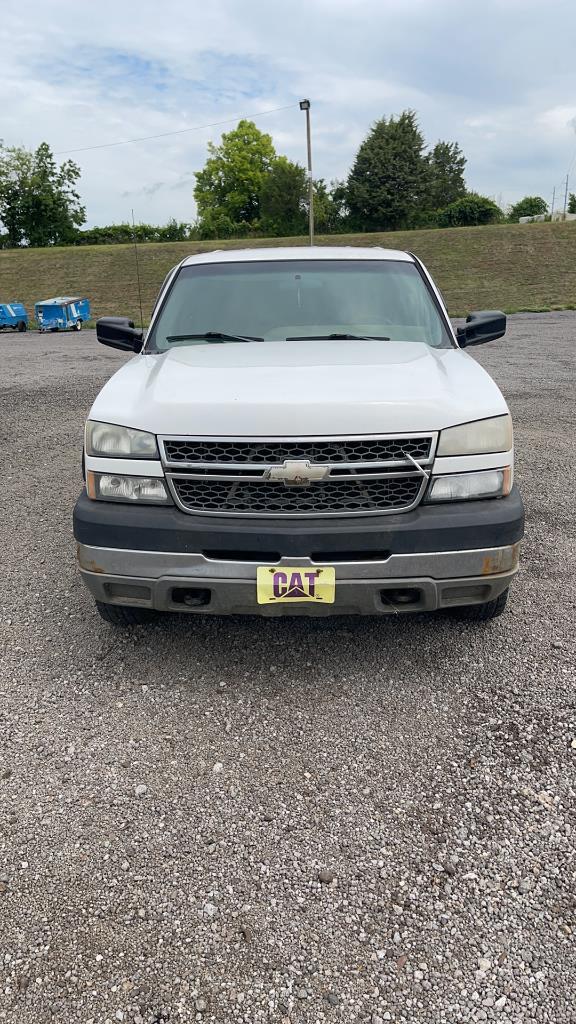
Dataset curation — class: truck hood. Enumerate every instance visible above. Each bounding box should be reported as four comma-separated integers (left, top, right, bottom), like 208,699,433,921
90,339,508,436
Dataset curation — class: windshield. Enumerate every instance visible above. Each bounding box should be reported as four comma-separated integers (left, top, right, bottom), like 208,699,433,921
145,259,453,352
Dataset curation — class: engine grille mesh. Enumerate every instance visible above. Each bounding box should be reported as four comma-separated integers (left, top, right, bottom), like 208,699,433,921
163,436,432,465
171,475,423,515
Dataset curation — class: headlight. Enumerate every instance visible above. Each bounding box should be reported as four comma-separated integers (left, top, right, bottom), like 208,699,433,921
85,420,158,459
437,415,512,456
86,471,171,504
425,468,511,503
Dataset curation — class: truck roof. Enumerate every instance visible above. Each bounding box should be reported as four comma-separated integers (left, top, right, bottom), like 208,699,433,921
180,246,414,267
35,296,83,306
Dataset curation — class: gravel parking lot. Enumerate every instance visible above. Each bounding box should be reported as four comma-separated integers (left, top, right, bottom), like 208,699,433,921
1,313,575,1024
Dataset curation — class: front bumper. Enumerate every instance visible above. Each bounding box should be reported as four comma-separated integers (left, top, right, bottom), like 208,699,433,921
77,543,518,616
73,487,524,616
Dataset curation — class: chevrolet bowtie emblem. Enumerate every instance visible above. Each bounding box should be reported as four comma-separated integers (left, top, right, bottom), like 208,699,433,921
265,459,330,486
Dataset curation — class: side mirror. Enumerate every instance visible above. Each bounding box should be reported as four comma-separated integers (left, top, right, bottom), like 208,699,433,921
96,316,143,352
457,310,506,348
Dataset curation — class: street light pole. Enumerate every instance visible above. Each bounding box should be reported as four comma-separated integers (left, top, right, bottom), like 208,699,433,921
300,99,314,245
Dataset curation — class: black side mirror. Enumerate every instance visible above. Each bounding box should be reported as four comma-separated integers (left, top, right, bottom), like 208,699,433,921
457,310,506,348
96,316,143,352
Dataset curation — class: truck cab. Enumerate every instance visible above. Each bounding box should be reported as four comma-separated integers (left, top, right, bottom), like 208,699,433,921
73,247,523,625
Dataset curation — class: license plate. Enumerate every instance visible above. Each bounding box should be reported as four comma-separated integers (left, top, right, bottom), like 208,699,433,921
257,566,336,605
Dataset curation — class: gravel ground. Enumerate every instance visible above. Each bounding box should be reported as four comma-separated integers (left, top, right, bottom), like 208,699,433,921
0,314,575,1024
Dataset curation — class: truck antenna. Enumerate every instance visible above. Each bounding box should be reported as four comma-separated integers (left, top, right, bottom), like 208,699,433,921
131,209,144,330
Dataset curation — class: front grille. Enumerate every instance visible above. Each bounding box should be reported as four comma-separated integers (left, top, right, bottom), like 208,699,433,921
161,434,435,517
162,436,432,465
171,475,424,516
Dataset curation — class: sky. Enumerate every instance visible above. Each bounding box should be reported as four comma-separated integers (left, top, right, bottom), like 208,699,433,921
2,0,576,227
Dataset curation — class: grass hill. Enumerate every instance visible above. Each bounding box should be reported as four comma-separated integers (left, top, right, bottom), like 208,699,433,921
1,220,575,325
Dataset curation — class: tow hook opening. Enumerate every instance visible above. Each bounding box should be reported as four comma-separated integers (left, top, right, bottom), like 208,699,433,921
171,587,212,608
381,587,422,607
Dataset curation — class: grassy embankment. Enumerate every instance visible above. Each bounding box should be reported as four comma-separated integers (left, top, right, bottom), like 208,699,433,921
0,220,575,325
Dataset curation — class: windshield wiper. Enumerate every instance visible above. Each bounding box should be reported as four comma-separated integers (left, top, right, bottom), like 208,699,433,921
285,333,391,341
165,331,264,344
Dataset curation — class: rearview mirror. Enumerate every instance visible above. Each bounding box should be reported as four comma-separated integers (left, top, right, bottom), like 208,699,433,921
96,316,143,352
457,310,506,348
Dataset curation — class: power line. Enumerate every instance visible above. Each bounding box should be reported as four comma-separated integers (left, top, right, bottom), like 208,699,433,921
54,103,299,156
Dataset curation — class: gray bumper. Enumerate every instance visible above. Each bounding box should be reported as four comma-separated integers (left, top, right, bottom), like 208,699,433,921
77,543,520,616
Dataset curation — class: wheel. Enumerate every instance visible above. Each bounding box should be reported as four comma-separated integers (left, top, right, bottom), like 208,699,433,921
73,319,82,331
447,588,509,622
95,600,157,626
17,320,27,332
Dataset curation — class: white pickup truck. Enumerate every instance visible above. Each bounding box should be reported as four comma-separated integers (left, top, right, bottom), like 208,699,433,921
73,247,524,626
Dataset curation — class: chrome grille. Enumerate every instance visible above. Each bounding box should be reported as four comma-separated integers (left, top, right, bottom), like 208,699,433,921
160,434,436,518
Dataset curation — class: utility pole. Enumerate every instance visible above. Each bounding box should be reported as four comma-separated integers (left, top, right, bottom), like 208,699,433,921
563,174,569,219
550,186,555,220
299,99,314,245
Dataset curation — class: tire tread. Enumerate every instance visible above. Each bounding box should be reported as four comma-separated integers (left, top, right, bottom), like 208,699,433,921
95,601,156,626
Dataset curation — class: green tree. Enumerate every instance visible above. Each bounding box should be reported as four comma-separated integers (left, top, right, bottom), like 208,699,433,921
259,157,307,236
160,218,192,241
0,141,85,247
259,166,346,237
194,120,276,233
568,192,576,214
426,141,467,209
438,193,503,227
345,111,429,231
312,179,346,234
508,195,548,221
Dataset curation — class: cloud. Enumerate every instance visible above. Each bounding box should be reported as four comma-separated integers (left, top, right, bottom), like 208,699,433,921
122,173,198,200
122,182,166,199
2,0,576,224
537,106,576,136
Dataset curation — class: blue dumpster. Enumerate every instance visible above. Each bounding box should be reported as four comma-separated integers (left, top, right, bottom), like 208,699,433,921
0,301,28,332
35,296,91,332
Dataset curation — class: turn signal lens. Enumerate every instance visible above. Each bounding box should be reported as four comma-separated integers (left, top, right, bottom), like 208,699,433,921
426,467,511,503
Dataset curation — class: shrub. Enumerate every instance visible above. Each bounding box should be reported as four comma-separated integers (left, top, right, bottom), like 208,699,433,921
73,221,196,245
438,193,503,227
196,211,251,240
508,196,548,221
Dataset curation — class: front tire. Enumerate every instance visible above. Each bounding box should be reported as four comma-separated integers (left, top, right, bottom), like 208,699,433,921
73,319,82,331
447,588,509,622
95,601,157,626
17,320,27,332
